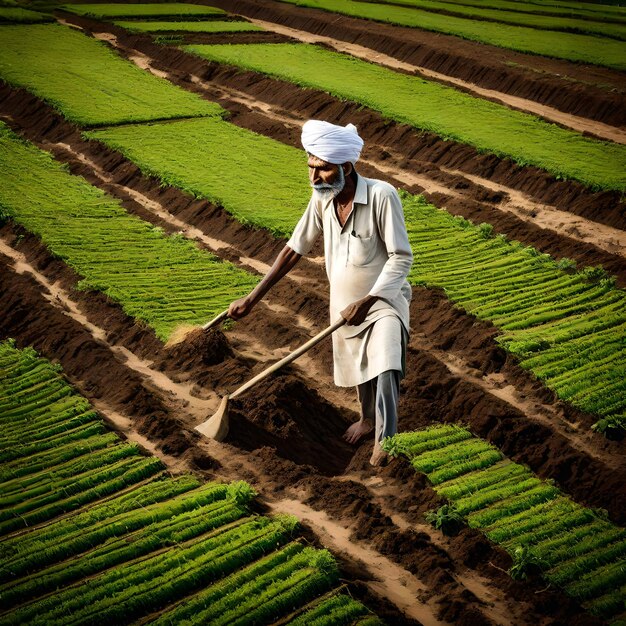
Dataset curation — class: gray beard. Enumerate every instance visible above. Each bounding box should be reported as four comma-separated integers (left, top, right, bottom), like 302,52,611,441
312,166,345,198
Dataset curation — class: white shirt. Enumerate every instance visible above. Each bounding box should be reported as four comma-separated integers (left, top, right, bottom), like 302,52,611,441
287,173,413,386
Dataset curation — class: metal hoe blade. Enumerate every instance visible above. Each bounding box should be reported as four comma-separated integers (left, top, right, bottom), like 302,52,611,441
195,396,230,441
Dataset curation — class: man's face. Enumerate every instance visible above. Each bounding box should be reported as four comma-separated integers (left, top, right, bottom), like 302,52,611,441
308,155,345,196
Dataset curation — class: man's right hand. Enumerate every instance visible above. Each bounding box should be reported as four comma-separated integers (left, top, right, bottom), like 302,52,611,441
228,296,255,320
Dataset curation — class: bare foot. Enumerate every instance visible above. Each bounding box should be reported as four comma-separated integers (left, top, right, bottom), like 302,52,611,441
343,419,373,444
369,440,391,467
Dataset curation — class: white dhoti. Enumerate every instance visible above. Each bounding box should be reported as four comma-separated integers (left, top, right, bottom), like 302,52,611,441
333,314,406,387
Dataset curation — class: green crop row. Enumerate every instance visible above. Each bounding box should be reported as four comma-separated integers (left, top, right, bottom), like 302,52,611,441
86,117,312,237
183,43,626,192
359,0,626,39
276,0,626,69
2,497,251,608
384,425,626,622
0,23,222,126
380,0,626,22
0,123,259,341
0,6,52,22
61,3,227,19
0,341,377,624
114,19,264,33
400,194,626,428
287,591,384,625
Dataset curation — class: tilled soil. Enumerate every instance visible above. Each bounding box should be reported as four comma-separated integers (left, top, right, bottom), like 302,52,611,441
0,240,605,625
2,9,625,623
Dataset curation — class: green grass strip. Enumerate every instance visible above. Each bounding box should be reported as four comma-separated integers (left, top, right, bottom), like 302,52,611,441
382,0,626,23
275,0,626,69
113,19,264,32
364,0,626,40
86,117,312,238
0,456,164,536
1,499,250,609
61,3,226,18
0,473,201,569
287,591,384,625
400,194,626,424
156,544,339,626
385,425,626,619
11,515,297,625
0,23,222,126
183,42,626,191
0,6,52,22
0,123,259,340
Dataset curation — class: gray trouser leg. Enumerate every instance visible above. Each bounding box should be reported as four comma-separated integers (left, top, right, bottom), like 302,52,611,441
357,370,400,442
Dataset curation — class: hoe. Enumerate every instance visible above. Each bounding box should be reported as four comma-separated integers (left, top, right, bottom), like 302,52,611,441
195,317,346,441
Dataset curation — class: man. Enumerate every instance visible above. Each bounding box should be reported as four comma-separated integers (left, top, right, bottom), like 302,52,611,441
228,120,413,466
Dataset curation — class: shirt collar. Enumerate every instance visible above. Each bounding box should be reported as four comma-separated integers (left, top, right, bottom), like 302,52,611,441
353,173,368,205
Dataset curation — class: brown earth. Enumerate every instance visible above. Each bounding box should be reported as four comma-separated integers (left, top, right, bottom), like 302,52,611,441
2,12,625,623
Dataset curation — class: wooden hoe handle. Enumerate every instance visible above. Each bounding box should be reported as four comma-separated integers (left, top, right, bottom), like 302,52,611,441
230,318,346,401
202,309,229,331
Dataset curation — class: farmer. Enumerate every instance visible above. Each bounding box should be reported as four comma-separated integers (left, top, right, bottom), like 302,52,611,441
228,120,413,466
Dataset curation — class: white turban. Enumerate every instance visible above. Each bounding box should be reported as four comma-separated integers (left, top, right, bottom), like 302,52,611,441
301,120,364,165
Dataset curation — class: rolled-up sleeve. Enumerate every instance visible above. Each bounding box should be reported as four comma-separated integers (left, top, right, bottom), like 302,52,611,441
286,196,322,256
368,186,413,300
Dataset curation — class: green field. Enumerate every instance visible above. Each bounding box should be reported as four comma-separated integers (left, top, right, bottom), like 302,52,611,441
61,2,226,18
86,117,312,237
87,118,625,428
401,193,626,428
0,122,259,341
114,19,264,32
506,0,626,17
275,0,626,69
381,0,626,22
183,43,626,192
363,0,626,39
0,23,222,126
384,425,626,622
0,6,52,22
0,340,381,625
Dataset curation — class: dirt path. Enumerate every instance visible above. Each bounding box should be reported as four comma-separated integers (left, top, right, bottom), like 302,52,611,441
247,17,626,145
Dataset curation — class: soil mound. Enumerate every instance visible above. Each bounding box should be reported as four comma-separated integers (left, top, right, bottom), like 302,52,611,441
226,371,355,475
164,327,234,369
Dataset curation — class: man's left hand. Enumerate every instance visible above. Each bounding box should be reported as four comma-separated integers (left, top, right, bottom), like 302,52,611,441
341,295,379,326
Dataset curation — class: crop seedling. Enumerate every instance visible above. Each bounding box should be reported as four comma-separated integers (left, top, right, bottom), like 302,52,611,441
425,504,465,535
509,545,547,580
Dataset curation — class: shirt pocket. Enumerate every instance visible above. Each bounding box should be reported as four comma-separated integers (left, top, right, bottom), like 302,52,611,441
348,233,378,267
